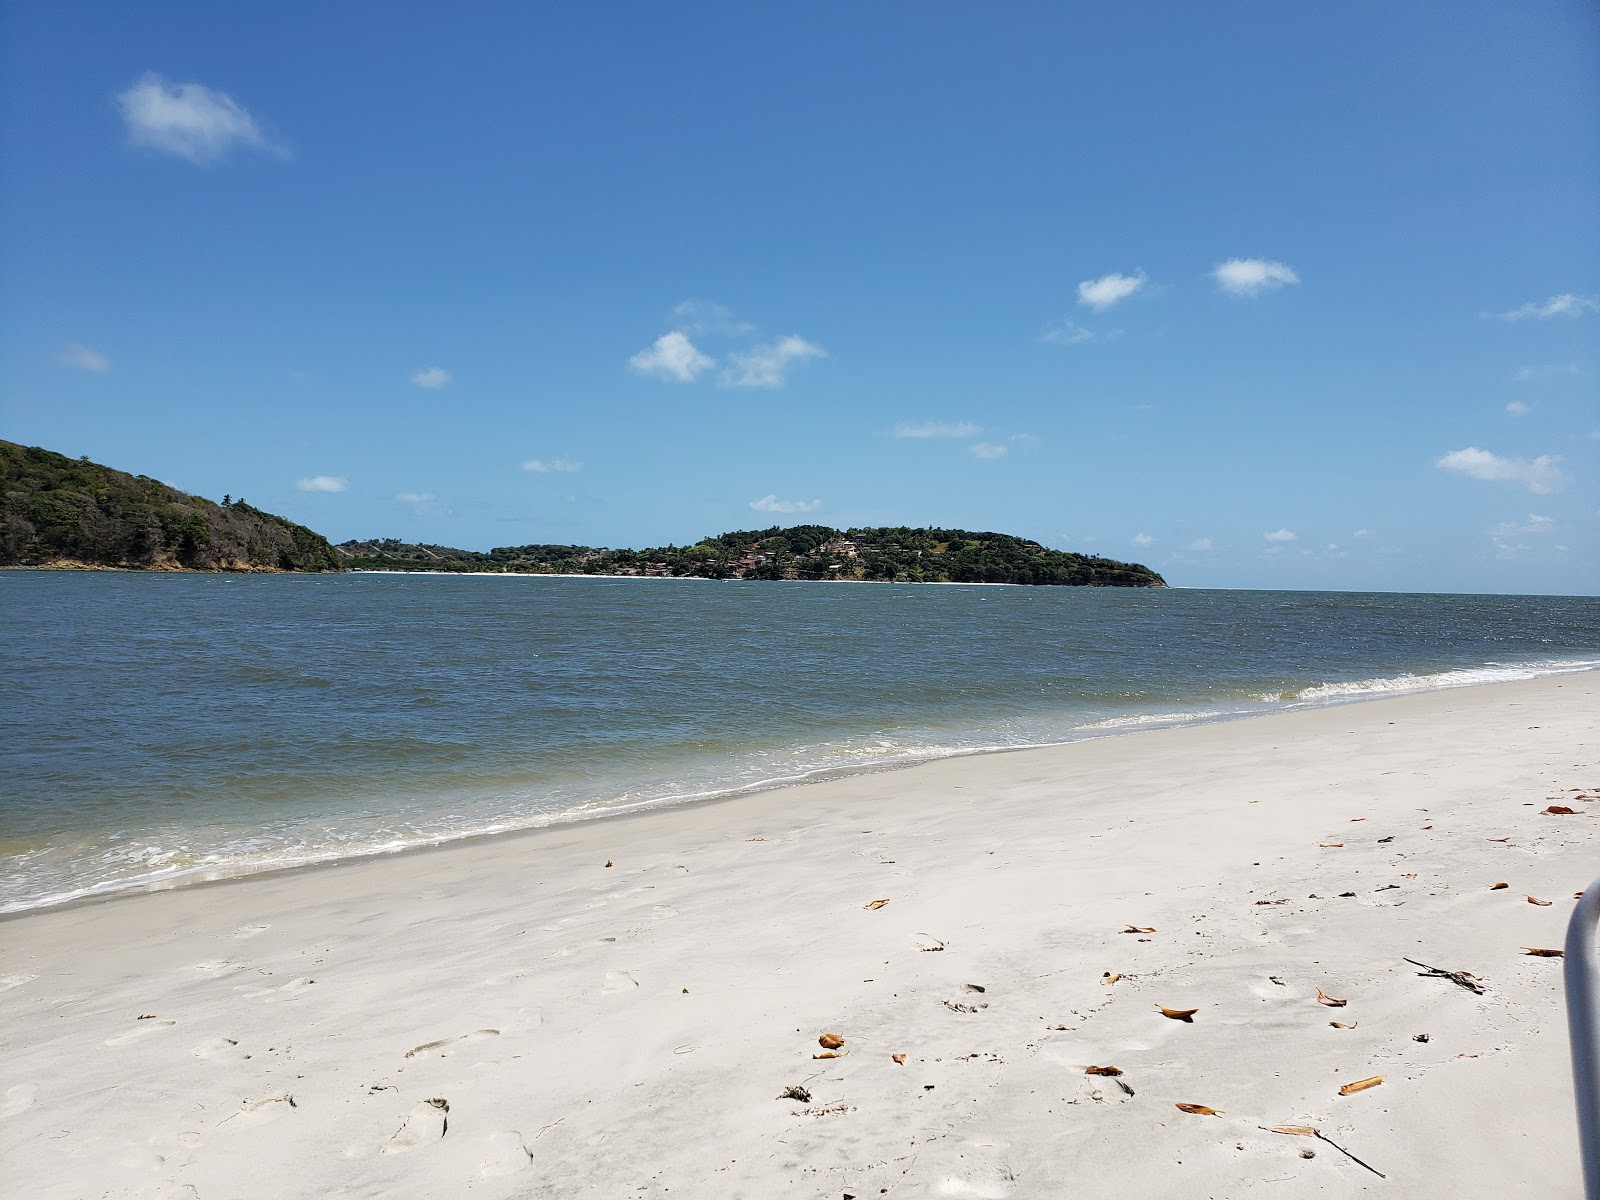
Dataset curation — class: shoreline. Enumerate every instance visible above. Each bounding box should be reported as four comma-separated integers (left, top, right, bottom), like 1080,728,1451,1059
2,674,1595,1197
6,663,1596,919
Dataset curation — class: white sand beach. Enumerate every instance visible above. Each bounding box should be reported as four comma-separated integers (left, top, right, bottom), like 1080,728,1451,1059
2,674,1595,1199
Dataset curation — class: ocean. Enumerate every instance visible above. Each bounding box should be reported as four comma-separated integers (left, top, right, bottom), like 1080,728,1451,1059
3,571,1596,914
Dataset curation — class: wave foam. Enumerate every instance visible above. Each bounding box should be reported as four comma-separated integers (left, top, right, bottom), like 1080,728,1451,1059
1260,658,1600,704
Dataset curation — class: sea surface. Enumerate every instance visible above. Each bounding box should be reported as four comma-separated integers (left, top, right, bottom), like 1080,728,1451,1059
3,572,1597,914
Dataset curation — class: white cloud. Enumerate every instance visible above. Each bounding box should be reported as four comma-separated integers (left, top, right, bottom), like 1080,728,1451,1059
1042,319,1110,345
1077,270,1147,312
1352,528,1371,538
411,366,452,389
1132,532,1154,546
895,420,980,439
1484,294,1599,322
1513,363,1582,381
1263,528,1297,542
748,494,821,513
721,335,825,388
1189,537,1214,551
969,442,1009,460
1489,513,1554,557
1213,258,1300,297
395,492,435,504
62,343,109,372
1435,446,1565,493
1505,400,1531,416
296,475,348,493
670,300,752,336
630,331,714,382
117,74,282,165
522,457,583,473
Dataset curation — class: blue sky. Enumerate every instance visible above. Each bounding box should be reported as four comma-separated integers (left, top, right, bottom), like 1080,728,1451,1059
1,2,1595,593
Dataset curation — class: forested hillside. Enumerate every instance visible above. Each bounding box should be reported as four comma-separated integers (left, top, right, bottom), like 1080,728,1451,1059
338,525,1165,586
0,442,342,572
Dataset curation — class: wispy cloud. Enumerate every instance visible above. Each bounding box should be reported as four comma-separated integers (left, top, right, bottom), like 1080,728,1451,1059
1513,363,1582,381
411,366,452,389
62,343,109,372
395,491,435,504
670,300,752,336
969,442,1009,460
1435,446,1565,494
1188,537,1213,551
1042,319,1119,345
748,494,821,513
1505,400,1531,416
1352,528,1371,538
1484,294,1599,322
894,420,980,439
1077,270,1147,312
1213,258,1300,297
1132,532,1153,546
117,74,284,165
522,457,582,473
630,331,714,382
296,475,348,493
1489,513,1554,557
1264,528,1297,543
721,335,825,388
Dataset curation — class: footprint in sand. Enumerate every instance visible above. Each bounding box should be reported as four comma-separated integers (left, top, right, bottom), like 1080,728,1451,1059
218,1093,296,1131
0,973,37,993
105,1019,176,1046
478,1130,534,1177
405,1029,500,1060
384,1098,449,1154
935,1177,1012,1198
602,970,639,994
1,1084,39,1118
189,959,247,978
651,905,679,920
233,923,270,939
192,1037,241,1058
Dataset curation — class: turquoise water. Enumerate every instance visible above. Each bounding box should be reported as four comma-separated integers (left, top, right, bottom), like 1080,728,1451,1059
3,571,1597,913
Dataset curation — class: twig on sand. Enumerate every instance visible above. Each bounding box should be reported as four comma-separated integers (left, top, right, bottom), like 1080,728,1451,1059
1314,1130,1386,1178
1403,957,1486,995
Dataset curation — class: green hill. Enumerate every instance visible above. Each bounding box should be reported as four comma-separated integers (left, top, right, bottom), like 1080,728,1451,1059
338,525,1166,587
0,441,342,572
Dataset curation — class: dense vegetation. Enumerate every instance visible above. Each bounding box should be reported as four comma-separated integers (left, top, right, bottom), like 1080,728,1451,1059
0,441,343,572
338,525,1165,587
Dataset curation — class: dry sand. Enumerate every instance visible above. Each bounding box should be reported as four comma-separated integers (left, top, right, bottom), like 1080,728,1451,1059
2,674,1596,1199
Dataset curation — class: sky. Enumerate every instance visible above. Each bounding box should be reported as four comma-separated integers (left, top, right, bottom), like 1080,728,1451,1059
1,2,1596,594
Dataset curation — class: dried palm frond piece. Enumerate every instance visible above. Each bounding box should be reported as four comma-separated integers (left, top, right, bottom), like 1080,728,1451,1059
1315,987,1347,1007
1175,1103,1221,1115
1338,1075,1384,1096
1523,947,1564,957
1156,1005,1198,1022
1084,1065,1123,1076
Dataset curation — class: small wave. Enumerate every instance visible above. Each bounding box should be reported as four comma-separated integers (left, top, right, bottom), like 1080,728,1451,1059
1074,709,1237,732
1259,657,1600,704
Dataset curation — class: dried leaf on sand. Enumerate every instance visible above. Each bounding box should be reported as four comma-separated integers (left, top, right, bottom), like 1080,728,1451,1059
1489,882,1509,890
1262,1124,1318,1136
1329,1020,1357,1029
1121,925,1155,934
891,1053,906,1065
1316,987,1347,1008
1526,896,1552,906
1175,1103,1222,1115
1084,1065,1123,1076
812,1051,847,1059
864,898,890,910
818,1032,845,1049
1156,1005,1198,1022
1318,842,1345,848
1338,1075,1384,1096
1542,805,1579,815
1100,972,1123,985
1523,947,1564,957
